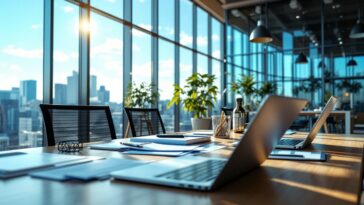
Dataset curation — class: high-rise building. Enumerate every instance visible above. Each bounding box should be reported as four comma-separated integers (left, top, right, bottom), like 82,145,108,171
20,80,36,106
0,99,19,146
97,86,110,104
90,75,97,98
67,71,78,105
10,87,20,100
54,84,67,104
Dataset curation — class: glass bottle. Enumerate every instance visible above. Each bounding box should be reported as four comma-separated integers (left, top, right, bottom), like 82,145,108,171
233,97,246,133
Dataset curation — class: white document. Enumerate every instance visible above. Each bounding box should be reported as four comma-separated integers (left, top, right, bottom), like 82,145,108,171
90,141,201,152
130,135,210,145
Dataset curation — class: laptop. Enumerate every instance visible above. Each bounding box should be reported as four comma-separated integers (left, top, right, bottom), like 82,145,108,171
275,96,337,150
111,95,307,191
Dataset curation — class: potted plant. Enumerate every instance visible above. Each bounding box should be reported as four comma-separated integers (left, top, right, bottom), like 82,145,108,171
167,73,218,130
230,75,257,111
124,82,159,108
257,81,277,99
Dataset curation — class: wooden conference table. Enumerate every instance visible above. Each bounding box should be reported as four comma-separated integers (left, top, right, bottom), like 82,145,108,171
1,132,364,205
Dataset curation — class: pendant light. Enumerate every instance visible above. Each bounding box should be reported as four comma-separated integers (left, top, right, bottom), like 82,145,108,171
318,61,326,68
350,6,364,38
295,28,308,64
295,52,308,64
347,57,358,67
249,3,273,43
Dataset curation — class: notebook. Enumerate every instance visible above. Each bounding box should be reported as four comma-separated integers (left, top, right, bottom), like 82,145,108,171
130,135,210,145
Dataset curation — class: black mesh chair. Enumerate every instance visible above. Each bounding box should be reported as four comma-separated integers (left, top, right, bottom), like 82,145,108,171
124,108,166,137
40,104,117,146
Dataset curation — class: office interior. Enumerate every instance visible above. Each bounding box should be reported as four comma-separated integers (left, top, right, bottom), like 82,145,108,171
1,0,364,204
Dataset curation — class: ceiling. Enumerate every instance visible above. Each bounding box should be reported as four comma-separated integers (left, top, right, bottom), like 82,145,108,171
222,0,364,57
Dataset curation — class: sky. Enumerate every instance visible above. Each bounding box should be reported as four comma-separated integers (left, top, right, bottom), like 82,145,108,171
0,0,222,103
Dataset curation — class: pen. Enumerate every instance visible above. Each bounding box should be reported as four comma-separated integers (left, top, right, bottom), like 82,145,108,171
120,141,144,148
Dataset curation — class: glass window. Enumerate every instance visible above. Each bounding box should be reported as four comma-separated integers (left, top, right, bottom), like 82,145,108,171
242,33,249,69
54,0,79,105
180,0,193,47
0,0,43,150
212,60,221,115
197,54,208,74
91,0,123,19
211,18,221,59
132,29,152,85
158,0,174,40
179,47,193,131
90,12,124,136
132,0,152,31
158,40,175,132
196,7,208,54
233,29,242,67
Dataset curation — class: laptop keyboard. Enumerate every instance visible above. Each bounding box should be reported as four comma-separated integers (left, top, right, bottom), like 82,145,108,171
278,138,303,146
156,159,226,182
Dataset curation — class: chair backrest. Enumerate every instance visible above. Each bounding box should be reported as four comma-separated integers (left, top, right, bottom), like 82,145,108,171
221,107,234,116
124,108,166,137
40,104,117,146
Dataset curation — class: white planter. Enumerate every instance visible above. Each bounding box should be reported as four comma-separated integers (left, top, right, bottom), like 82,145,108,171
191,118,212,130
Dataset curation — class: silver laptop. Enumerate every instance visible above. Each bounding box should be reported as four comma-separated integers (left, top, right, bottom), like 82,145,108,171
111,95,307,191
276,96,337,150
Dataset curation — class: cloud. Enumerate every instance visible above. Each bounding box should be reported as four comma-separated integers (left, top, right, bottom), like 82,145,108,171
10,64,21,71
180,32,192,45
197,36,207,47
132,25,152,37
63,6,74,13
212,34,219,41
53,51,70,62
31,24,41,30
132,43,140,52
2,45,42,59
91,38,123,56
212,50,221,59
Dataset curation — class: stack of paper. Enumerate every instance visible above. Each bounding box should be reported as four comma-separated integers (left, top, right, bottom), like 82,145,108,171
90,141,225,157
130,135,210,145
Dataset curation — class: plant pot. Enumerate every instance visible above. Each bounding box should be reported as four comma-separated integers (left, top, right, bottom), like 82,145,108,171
191,118,212,130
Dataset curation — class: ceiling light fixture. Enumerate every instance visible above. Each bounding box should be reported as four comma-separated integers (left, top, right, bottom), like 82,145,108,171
318,61,326,68
296,52,308,64
296,15,300,19
347,57,358,67
350,8,364,38
296,27,308,64
249,3,273,43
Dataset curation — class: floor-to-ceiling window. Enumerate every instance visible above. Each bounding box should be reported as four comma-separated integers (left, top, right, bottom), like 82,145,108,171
0,0,43,150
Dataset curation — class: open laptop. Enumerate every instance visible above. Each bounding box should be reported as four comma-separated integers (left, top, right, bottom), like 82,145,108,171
276,96,337,150
111,95,307,191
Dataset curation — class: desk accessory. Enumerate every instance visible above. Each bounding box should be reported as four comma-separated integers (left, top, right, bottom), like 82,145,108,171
57,140,83,152
212,112,231,138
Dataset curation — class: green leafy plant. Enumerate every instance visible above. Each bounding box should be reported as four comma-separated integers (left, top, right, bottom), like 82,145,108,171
257,82,277,98
124,82,159,108
167,73,218,118
230,75,257,99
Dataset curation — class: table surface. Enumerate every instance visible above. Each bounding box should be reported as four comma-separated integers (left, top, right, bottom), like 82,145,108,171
1,133,364,205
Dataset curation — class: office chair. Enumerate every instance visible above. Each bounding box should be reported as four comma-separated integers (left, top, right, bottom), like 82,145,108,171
40,104,117,146
124,108,166,137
